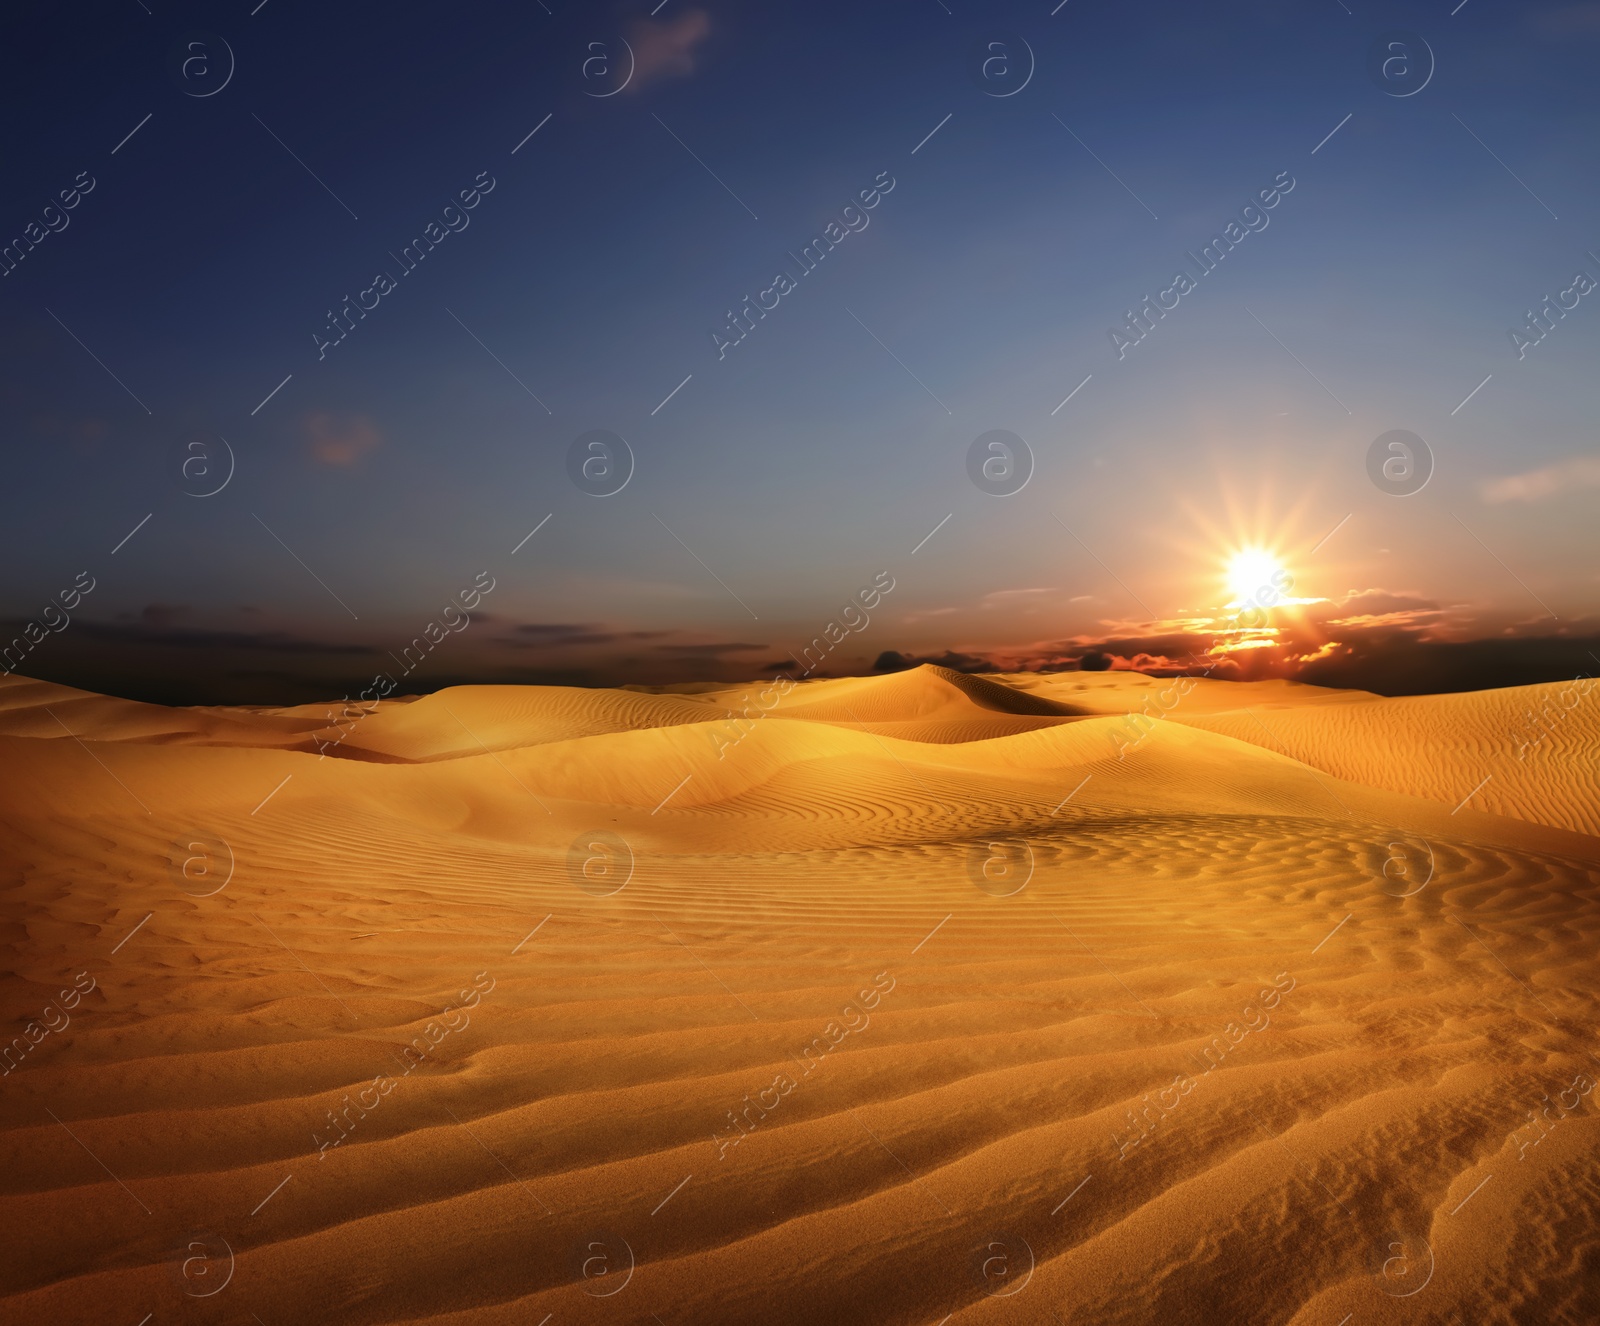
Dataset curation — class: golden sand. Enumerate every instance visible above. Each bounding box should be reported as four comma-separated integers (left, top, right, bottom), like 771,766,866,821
1,665,1596,1323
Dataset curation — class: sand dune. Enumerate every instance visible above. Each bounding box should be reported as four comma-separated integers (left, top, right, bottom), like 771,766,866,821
1,666,1597,1324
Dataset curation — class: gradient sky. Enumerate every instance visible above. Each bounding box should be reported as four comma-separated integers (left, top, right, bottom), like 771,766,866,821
3,0,1598,703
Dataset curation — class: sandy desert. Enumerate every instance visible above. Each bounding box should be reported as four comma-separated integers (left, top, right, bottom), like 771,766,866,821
1,664,1597,1324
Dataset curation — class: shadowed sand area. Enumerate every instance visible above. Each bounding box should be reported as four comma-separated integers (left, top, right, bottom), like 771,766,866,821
1,665,1598,1324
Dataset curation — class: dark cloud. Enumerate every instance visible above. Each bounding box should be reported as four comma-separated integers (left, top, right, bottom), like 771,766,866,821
120,603,191,629
9,617,372,655
500,623,671,648
653,641,768,656
1297,632,1600,696
870,649,996,674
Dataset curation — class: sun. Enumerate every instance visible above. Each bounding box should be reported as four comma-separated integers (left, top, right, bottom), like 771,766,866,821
1225,547,1286,607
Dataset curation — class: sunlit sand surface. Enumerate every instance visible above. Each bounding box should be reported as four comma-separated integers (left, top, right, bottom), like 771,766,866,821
2,665,1597,1324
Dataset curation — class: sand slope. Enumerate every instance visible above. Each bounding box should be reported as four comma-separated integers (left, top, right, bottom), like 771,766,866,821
1,666,1597,1325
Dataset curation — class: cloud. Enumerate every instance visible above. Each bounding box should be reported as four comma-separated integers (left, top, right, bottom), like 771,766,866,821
125,603,191,629
979,587,1056,607
628,9,712,92
1480,454,1600,504
25,618,373,655
499,624,767,659
500,623,671,648
305,411,382,467
1532,4,1600,36
653,641,768,656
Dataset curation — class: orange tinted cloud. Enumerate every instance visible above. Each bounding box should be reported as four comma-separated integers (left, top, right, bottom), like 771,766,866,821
629,9,711,92
1479,454,1600,504
305,411,381,467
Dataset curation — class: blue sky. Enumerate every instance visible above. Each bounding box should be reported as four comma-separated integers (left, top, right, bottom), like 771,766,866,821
3,0,1598,701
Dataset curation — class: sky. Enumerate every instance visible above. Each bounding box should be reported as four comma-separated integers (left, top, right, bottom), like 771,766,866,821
2,0,1598,703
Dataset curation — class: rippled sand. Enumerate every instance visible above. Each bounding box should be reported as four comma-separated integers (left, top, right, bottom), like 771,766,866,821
1,665,1597,1324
